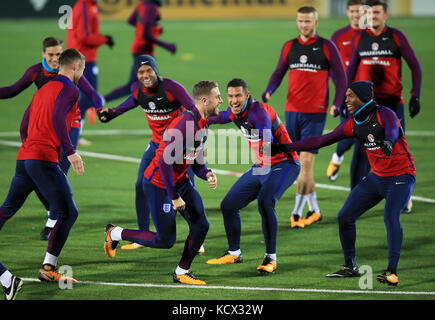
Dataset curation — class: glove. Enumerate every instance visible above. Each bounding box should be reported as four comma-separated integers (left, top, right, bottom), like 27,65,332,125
97,109,115,123
409,96,420,118
105,35,115,49
377,140,393,156
165,43,176,54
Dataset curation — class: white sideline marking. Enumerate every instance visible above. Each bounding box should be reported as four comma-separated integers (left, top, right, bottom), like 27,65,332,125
0,139,434,203
20,277,435,296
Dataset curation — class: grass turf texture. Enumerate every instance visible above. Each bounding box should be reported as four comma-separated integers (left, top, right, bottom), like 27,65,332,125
0,17,434,301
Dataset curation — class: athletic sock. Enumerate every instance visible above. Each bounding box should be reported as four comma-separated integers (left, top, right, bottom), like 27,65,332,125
332,152,344,164
45,218,57,228
228,249,241,257
265,253,277,261
0,270,12,288
292,194,306,217
306,192,320,213
110,226,124,241
175,266,189,276
43,252,58,267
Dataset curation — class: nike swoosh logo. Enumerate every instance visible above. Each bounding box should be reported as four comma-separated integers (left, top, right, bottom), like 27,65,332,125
157,97,163,100
395,182,405,185
313,47,320,51
382,37,389,41
343,41,351,46
141,61,149,65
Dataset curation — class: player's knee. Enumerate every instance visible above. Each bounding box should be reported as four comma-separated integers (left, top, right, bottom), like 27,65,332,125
337,209,354,225
196,218,209,235
160,235,176,249
220,197,235,214
257,195,275,213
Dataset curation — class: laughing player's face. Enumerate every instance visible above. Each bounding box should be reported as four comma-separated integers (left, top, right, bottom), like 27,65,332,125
137,65,157,88
347,4,362,28
296,12,318,39
345,88,364,115
206,87,223,117
42,45,62,70
228,86,250,115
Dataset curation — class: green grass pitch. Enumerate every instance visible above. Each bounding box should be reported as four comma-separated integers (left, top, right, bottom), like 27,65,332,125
0,17,434,301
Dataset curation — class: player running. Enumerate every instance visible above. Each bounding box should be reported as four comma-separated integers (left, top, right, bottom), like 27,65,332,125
0,49,87,285
206,78,300,274
98,54,199,251
285,81,415,286
104,80,221,285
0,36,103,240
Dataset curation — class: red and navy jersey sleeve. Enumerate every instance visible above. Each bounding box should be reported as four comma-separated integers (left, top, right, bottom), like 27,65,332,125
52,83,80,156
163,78,195,110
323,39,347,107
264,40,293,96
77,75,103,110
346,31,363,84
0,63,41,99
391,28,422,98
207,107,232,125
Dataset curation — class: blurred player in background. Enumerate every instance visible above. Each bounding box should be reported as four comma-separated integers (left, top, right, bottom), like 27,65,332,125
98,54,199,251
206,78,300,274
285,81,416,286
0,49,87,285
103,0,176,104
0,36,103,240
66,0,114,146
326,0,364,182
1,260,23,300
104,80,220,285
346,0,422,211
262,6,347,229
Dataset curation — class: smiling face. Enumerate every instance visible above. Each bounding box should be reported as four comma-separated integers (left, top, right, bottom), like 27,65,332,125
206,86,223,117
347,4,362,29
345,88,365,114
227,86,250,115
42,45,62,70
137,64,157,88
296,12,318,40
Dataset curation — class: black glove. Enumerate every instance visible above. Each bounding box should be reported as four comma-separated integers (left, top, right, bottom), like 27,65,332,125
97,109,115,123
409,96,420,118
105,35,115,49
377,140,393,156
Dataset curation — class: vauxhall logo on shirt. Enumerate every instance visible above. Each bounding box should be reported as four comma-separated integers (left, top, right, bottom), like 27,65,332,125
359,41,394,57
289,54,322,72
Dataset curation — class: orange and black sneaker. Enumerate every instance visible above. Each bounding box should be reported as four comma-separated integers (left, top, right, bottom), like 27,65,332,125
173,272,206,285
257,257,277,274
38,264,78,283
104,224,119,258
303,211,322,226
377,270,399,286
290,215,305,229
327,158,341,182
121,242,145,250
206,253,243,264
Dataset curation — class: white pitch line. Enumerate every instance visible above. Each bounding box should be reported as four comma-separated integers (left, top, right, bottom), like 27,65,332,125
0,139,434,203
20,277,435,296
